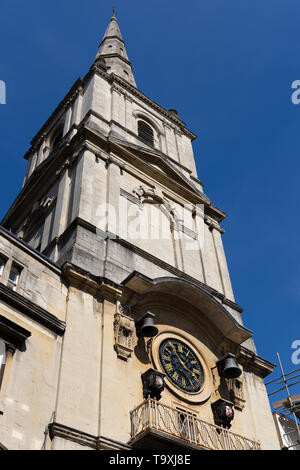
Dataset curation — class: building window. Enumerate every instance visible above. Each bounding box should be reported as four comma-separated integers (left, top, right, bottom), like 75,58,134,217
138,120,154,147
51,127,64,151
7,264,22,291
0,340,6,389
0,256,6,277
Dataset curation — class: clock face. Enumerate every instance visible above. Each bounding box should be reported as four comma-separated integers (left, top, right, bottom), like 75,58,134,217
159,338,204,393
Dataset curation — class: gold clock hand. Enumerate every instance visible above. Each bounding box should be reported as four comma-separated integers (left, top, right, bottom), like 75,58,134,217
169,342,198,380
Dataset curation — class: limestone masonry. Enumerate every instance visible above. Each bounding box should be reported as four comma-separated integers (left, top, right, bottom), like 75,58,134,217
0,13,279,450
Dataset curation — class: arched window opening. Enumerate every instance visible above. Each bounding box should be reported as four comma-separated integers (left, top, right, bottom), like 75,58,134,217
52,127,64,150
138,120,154,147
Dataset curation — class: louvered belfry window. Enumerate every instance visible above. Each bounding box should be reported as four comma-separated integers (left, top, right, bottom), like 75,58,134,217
138,120,154,146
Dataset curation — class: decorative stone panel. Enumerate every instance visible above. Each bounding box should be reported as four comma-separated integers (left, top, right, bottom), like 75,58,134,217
227,378,245,411
113,303,135,361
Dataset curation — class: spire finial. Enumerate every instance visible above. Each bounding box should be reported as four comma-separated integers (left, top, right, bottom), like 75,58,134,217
112,5,116,18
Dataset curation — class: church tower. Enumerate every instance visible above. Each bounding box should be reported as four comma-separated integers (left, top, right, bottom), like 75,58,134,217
0,13,279,450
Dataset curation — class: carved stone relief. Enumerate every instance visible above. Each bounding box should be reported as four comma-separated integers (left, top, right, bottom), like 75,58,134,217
113,303,135,361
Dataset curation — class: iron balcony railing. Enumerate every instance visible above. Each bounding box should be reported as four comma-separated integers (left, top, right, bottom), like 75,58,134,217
130,399,261,451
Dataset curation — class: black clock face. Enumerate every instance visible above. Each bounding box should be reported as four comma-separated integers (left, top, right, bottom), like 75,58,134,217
159,338,204,393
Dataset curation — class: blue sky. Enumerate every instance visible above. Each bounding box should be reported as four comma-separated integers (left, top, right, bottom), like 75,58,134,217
0,1,299,398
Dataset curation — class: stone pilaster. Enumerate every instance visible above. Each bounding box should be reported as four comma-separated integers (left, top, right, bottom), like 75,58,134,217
106,157,122,237
52,168,72,240
71,150,95,224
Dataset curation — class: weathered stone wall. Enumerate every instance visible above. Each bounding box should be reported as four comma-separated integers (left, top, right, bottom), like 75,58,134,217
0,231,279,450
0,231,66,450
0,43,279,451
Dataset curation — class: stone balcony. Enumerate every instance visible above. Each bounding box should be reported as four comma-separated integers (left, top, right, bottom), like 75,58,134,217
130,399,260,451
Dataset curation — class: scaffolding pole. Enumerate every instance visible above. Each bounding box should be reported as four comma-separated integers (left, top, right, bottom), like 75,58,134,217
273,352,300,448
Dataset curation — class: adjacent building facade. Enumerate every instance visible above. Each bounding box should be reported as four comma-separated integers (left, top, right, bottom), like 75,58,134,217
0,13,280,450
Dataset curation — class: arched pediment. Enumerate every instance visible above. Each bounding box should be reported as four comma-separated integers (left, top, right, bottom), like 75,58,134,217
132,109,163,135
122,272,252,346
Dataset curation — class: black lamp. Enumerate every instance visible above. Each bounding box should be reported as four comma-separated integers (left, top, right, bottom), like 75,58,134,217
141,368,166,401
135,312,158,338
211,398,235,429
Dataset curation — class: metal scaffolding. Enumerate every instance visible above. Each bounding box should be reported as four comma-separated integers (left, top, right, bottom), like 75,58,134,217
265,353,300,450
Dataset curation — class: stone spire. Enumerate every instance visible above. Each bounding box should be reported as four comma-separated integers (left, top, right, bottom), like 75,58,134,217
94,10,137,87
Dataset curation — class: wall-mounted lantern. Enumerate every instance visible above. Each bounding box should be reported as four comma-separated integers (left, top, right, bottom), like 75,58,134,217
141,368,166,401
211,398,235,429
135,312,158,338
216,353,242,380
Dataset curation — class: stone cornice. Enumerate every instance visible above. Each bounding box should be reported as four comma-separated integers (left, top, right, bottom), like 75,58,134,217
0,314,31,352
2,125,226,242
23,60,197,162
121,272,251,345
205,204,227,224
204,215,225,234
237,346,276,378
110,138,210,205
80,124,211,209
62,262,123,302
24,78,84,160
110,131,190,171
0,283,66,337
49,422,96,449
2,142,73,229
98,435,131,451
0,226,61,275
101,52,132,67
190,174,205,188
91,66,197,141
99,35,125,47
113,237,243,313
21,123,212,223
50,217,244,315
78,124,225,221
82,108,194,175
49,422,131,450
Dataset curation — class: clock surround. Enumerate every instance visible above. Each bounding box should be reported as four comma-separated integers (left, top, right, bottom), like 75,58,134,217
150,331,213,404
159,338,204,393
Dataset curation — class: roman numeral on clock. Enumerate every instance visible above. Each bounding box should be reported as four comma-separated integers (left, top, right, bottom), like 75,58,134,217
172,372,179,381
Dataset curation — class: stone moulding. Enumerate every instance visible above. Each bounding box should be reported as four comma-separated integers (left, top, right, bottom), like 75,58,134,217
107,72,196,140
48,422,131,450
121,271,251,346
0,314,31,352
46,216,244,314
204,215,225,234
0,283,65,337
0,442,8,450
0,226,61,276
62,262,123,302
24,57,196,164
237,346,276,378
175,222,198,240
24,78,84,157
107,135,211,206
120,188,143,209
